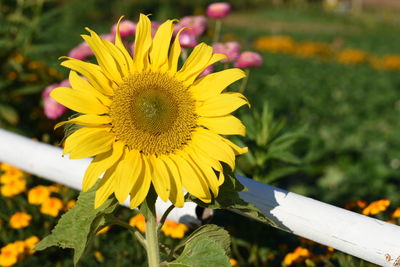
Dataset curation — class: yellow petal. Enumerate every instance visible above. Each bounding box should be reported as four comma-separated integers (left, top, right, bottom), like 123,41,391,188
82,29,123,84
163,156,184,207
191,128,235,169
82,141,125,191
174,153,212,203
134,14,152,72
114,16,135,72
207,53,226,66
94,165,117,209
221,137,248,155
102,39,130,78
176,43,213,85
50,86,109,115
69,71,112,106
150,19,175,72
196,92,249,117
189,68,246,101
114,148,141,203
61,58,114,96
168,28,186,74
64,127,114,159
129,155,151,209
183,149,220,197
151,156,171,202
197,115,245,136
55,114,111,129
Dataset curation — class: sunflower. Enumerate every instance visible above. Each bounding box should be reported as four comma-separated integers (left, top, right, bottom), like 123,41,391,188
51,14,248,209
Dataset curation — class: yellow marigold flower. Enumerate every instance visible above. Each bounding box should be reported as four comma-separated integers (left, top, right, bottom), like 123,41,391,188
96,226,110,235
27,185,50,205
1,179,26,197
65,200,76,210
47,184,63,193
161,220,189,239
94,251,105,263
12,241,25,255
380,55,400,71
0,243,18,267
9,212,32,229
362,199,391,216
129,213,146,233
24,236,40,255
254,36,295,54
229,258,239,266
336,49,368,65
283,247,311,266
40,197,63,217
0,163,24,183
295,41,330,58
392,207,400,218
51,14,248,209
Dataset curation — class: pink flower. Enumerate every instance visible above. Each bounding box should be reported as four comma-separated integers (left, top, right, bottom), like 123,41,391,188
199,64,214,77
42,84,67,119
234,51,263,68
206,2,231,19
68,42,93,61
59,78,71,88
100,33,115,43
111,20,136,38
212,42,241,62
179,32,198,49
151,22,160,37
175,16,207,36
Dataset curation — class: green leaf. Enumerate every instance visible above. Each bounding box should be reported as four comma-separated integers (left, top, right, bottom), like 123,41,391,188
189,166,274,226
168,237,230,267
35,184,118,266
178,224,231,256
0,104,19,125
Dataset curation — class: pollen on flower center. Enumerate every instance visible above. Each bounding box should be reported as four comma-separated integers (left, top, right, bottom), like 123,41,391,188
110,72,196,156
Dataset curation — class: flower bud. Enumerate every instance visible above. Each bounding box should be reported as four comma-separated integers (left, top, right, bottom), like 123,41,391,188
206,2,231,19
111,20,136,38
235,51,263,68
212,42,241,62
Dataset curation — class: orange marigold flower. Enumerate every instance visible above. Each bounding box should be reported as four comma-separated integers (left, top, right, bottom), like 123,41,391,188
392,207,400,218
27,185,50,205
344,200,367,210
295,41,330,58
65,200,76,210
362,199,391,215
254,36,295,54
161,220,189,239
129,214,146,233
0,163,24,183
0,243,18,267
40,197,63,217
283,247,311,266
380,55,400,71
229,258,239,266
47,184,63,193
24,236,40,255
9,212,32,229
0,178,26,197
12,241,25,255
94,251,105,263
96,226,110,235
336,49,368,65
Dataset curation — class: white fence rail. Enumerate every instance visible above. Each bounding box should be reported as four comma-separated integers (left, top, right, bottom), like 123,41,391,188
0,128,399,267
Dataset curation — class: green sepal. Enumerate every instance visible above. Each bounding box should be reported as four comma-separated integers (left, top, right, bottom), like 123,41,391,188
189,166,274,226
35,183,118,266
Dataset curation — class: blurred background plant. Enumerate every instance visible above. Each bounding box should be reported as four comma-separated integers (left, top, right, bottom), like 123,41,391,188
1,0,400,266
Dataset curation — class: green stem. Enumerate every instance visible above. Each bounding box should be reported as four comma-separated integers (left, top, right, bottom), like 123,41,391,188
109,217,147,249
157,204,175,232
213,19,222,44
145,198,160,267
239,68,250,94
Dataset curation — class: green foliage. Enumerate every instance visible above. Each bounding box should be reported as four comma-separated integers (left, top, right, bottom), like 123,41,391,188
35,184,119,266
189,166,274,226
234,102,306,183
